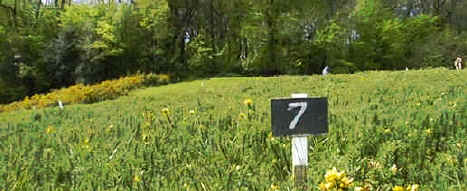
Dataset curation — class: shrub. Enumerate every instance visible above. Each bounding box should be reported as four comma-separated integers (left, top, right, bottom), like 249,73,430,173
0,73,170,112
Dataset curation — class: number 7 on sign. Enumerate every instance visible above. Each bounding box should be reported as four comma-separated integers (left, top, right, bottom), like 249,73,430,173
288,102,307,129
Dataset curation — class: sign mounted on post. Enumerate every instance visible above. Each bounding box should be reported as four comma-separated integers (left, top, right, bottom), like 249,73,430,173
270,94,328,188
270,97,328,137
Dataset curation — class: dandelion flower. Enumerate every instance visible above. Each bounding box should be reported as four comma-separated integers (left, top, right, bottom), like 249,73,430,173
325,167,339,183
46,126,55,134
319,182,327,191
325,182,334,190
270,184,279,191
239,113,247,119
336,171,346,181
425,129,432,135
133,175,141,183
161,108,170,115
341,177,353,188
142,134,150,144
243,99,253,106
392,186,404,191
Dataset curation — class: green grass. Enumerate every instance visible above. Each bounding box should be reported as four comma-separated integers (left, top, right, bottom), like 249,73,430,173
0,68,466,190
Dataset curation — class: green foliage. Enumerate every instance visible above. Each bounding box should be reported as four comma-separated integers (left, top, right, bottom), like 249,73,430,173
1,0,467,105
314,20,350,71
187,33,225,76
134,0,171,73
0,69,465,190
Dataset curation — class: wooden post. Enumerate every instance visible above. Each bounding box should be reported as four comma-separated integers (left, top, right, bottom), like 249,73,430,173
291,93,308,189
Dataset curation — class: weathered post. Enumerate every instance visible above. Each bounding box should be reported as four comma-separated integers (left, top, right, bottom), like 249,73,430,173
291,93,309,187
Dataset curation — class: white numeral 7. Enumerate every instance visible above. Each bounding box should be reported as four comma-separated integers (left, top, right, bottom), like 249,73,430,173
288,102,307,129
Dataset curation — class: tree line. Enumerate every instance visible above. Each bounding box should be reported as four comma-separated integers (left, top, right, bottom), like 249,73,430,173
1,0,467,104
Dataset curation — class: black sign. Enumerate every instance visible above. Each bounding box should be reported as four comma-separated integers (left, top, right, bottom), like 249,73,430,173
271,97,328,137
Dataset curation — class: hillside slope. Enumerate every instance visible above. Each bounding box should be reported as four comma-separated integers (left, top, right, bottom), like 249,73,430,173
0,68,466,190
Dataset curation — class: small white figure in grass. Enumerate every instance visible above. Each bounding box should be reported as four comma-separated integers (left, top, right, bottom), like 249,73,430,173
322,66,329,76
184,32,191,44
405,66,409,71
454,56,463,71
58,100,64,110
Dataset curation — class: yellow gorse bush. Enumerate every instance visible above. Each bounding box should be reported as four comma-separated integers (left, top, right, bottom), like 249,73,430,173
319,167,354,191
0,74,170,113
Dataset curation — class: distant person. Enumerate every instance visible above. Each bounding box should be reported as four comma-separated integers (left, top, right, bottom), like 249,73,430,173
322,66,329,76
184,32,190,44
455,56,463,71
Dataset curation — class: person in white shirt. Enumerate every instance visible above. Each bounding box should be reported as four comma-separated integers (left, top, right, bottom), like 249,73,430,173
455,56,462,71
322,66,329,76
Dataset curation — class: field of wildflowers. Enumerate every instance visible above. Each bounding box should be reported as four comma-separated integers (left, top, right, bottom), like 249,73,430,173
0,68,465,190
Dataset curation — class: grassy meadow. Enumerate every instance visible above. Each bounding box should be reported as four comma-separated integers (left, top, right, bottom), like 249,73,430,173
0,68,466,190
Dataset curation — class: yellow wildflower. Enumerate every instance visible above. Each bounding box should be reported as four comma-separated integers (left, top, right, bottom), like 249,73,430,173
319,182,335,190
82,138,91,150
243,98,253,106
142,134,150,144
269,132,276,141
425,129,432,135
393,186,405,191
340,177,353,188
161,108,170,115
46,126,55,134
319,182,328,191
325,182,334,190
133,175,141,183
239,113,247,119
325,167,339,183
336,171,346,181
270,184,279,191
189,109,195,114
406,184,419,191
